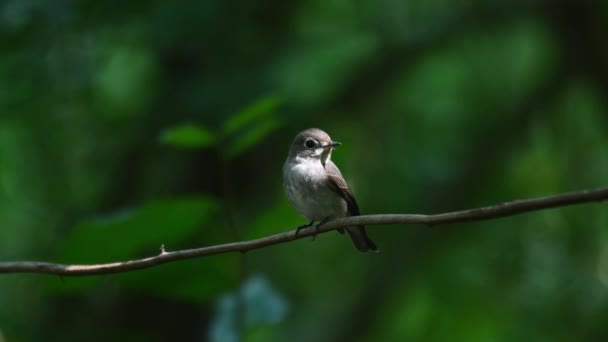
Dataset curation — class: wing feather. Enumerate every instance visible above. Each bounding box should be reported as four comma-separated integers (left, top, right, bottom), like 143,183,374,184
325,160,378,252
325,161,360,216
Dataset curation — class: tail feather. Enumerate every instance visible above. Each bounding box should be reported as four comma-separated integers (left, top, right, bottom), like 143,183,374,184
345,226,378,253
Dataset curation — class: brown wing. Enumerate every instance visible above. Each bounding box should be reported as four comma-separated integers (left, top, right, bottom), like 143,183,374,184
325,160,378,252
325,160,360,216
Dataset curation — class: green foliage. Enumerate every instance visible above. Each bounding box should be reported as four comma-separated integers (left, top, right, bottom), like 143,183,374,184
222,97,281,136
246,197,303,240
275,34,377,105
60,197,217,263
160,124,217,149
2,1,608,341
44,197,219,296
224,116,281,159
94,46,159,119
222,96,282,159
161,97,281,156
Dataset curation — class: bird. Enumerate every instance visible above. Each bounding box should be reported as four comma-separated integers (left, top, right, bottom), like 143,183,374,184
283,128,378,253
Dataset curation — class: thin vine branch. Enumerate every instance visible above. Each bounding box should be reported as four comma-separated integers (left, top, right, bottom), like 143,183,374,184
1,186,607,276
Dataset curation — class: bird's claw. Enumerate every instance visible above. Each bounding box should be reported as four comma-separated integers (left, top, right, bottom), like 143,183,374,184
312,217,329,240
295,218,329,240
295,220,315,237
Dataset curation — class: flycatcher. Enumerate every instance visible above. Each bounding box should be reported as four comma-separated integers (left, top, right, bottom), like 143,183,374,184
283,128,378,253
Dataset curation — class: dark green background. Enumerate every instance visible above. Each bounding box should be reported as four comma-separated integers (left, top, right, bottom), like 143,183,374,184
1,1,608,341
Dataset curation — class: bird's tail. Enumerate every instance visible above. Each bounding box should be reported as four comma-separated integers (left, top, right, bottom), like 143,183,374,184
346,226,378,253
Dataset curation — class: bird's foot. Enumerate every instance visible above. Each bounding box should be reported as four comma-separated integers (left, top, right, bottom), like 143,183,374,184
312,217,330,240
295,220,315,237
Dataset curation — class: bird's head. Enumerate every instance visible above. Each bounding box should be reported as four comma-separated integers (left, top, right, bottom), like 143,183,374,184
288,128,341,165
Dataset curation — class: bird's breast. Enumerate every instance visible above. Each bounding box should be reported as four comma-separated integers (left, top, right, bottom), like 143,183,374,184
283,159,347,221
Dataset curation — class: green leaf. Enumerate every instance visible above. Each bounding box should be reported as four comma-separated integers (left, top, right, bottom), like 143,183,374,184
94,46,159,119
225,118,280,159
246,196,303,240
63,196,217,261
45,196,218,295
160,123,217,148
222,97,280,136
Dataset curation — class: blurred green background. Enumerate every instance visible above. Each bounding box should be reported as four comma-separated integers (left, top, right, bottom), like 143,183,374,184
1,0,608,341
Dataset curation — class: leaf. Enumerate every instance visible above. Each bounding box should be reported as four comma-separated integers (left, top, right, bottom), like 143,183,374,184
45,196,218,295
63,196,217,261
94,46,159,119
222,97,280,136
225,118,280,159
246,197,303,240
160,123,217,149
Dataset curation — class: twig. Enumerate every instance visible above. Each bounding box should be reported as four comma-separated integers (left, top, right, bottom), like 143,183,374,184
1,186,607,276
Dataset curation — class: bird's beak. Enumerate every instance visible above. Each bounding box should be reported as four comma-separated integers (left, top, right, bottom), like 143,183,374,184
324,141,341,149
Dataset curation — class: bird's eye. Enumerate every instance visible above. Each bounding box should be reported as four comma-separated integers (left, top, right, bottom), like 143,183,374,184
305,139,316,148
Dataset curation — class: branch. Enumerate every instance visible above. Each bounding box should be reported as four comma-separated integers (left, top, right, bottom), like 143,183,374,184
1,186,607,276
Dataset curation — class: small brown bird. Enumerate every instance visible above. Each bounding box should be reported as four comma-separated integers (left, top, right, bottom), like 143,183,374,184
283,128,378,252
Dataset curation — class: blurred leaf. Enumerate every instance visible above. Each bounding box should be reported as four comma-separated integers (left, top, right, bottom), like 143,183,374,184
45,196,218,294
222,97,280,136
62,196,217,261
508,124,562,195
246,196,303,240
225,117,280,159
94,46,159,118
275,34,377,105
160,123,217,149
209,274,289,342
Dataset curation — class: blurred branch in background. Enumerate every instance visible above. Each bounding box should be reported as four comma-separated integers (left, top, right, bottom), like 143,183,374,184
1,186,606,276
